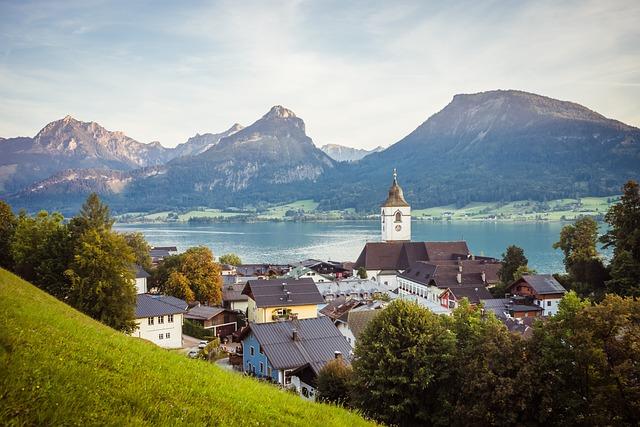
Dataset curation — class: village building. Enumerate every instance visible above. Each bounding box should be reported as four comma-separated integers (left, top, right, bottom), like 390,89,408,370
506,274,567,316
294,259,351,279
184,305,239,338
132,294,187,348
315,277,395,303
282,265,334,284
222,283,249,313
150,246,178,265
353,170,500,292
236,264,291,279
242,278,325,323
133,264,150,294
239,316,352,400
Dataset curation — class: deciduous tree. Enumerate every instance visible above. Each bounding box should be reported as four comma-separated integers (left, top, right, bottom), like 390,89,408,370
165,271,195,303
316,358,353,406
122,232,152,271
0,200,17,269
218,253,242,266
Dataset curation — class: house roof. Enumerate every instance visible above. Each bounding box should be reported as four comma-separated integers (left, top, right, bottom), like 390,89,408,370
151,246,177,252
244,317,352,370
398,259,501,288
319,297,364,322
222,284,249,302
185,305,227,321
441,286,493,304
242,278,324,308
236,264,290,277
354,241,473,271
508,274,567,296
347,309,382,339
315,278,392,299
133,264,150,279
135,294,188,318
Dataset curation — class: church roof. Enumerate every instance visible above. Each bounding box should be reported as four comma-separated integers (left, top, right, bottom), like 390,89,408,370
381,170,409,207
354,241,472,271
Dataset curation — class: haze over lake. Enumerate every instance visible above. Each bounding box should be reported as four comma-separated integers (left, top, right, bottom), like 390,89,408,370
114,221,609,274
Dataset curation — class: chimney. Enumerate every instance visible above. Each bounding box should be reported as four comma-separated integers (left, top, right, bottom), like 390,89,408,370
292,328,298,341
481,271,486,283
334,351,342,359
458,264,463,272
456,273,462,284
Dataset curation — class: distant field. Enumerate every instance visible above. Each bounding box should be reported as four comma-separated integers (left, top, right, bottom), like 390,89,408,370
0,269,374,426
115,196,618,223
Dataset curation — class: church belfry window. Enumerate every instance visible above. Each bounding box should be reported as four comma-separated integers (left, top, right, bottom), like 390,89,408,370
395,211,402,222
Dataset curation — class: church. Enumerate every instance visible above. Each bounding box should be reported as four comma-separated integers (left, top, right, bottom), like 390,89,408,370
353,170,501,296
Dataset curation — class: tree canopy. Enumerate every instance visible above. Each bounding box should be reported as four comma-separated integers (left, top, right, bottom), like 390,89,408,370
218,253,242,266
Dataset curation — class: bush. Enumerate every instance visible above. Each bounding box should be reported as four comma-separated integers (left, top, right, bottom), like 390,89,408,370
182,319,216,340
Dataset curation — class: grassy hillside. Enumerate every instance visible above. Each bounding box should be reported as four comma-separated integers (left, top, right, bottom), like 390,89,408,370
0,269,373,426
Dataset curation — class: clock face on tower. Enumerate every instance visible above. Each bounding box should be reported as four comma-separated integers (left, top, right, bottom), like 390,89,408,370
395,224,402,231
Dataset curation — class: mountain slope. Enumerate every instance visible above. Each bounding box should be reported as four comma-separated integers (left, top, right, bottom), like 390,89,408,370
317,90,640,210
320,144,384,162
172,123,244,158
0,268,373,426
0,116,173,194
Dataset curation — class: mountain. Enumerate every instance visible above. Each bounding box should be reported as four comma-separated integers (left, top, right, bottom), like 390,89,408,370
316,90,640,210
171,123,244,158
320,144,384,162
0,116,173,194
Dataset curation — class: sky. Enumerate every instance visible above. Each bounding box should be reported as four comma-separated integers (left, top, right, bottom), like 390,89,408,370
0,0,639,149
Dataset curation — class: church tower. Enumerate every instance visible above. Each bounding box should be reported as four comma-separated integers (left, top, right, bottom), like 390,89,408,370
381,169,411,242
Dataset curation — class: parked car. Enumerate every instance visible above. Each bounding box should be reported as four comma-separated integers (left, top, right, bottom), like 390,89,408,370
187,350,199,358
198,340,208,349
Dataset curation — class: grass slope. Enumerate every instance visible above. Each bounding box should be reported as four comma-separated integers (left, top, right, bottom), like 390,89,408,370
0,269,373,426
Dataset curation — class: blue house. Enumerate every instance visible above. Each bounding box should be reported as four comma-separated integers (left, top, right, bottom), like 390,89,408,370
239,317,352,389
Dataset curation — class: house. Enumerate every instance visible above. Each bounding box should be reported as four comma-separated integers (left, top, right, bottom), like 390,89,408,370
319,297,364,345
132,294,187,348
236,264,291,278
184,305,239,338
294,259,351,279
133,264,150,294
506,274,567,316
150,246,178,265
315,277,395,303
283,265,334,284
239,316,352,399
222,283,249,313
242,278,325,323
345,306,384,348
439,286,494,310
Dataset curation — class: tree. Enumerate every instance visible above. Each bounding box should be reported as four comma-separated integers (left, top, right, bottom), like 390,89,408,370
68,193,114,237
218,253,242,266
553,216,599,273
65,228,137,332
356,266,367,279
11,210,73,299
165,271,195,303
0,200,17,269
351,300,455,425
122,232,152,270
316,358,353,406
600,180,640,297
498,245,528,285
512,264,537,281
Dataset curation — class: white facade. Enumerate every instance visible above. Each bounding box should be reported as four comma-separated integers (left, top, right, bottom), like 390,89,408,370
291,376,317,401
134,277,147,294
133,313,183,348
336,321,356,348
397,276,441,303
381,205,411,242
536,297,562,316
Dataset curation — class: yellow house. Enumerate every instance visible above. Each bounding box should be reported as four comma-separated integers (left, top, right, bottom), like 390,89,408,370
242,278,324,323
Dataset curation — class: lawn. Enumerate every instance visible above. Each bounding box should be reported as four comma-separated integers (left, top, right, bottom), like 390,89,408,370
0,269,374,426
256,199,320,219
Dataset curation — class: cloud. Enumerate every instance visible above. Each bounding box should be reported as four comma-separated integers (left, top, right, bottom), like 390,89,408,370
0,0,638,148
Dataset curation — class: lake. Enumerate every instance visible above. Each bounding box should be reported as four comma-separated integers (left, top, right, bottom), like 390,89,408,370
114,220,611,274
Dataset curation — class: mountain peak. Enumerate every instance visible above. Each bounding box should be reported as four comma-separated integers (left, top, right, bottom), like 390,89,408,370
263,105,297,120
228,123,244,133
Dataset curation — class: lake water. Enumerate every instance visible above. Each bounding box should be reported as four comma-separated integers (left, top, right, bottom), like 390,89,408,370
113,220,609,274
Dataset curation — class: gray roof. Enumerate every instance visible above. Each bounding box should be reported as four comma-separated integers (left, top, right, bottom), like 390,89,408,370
246,317,352,370
222,284,249,302
135,294,188,318
242,278,324,308
133,264,150,279
509,274,567,295
354,241,474,271
347,309,382,339
185,305,227,321
443,286,494,304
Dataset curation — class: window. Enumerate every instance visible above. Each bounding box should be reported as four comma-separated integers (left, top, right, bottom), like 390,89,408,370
267,366,272,377
165,332,170,339
547,301,551,307
250,346,255,356
157,316,164,324
395,211,402,222
260,362,264,374
147,317,154,325
167,314,174,323
158,334,163,340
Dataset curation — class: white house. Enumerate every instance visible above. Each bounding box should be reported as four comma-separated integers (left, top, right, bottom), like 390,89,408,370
506,275,567,316
133,264,150,294
132,294,188,348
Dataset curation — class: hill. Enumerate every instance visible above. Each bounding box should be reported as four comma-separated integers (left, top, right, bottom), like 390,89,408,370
0,268,373,426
